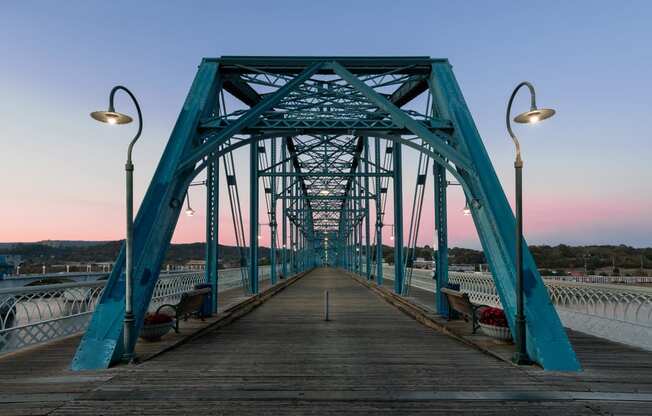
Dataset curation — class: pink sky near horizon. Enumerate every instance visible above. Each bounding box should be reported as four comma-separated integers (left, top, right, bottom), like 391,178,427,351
3,174,650,249
2,2,652,249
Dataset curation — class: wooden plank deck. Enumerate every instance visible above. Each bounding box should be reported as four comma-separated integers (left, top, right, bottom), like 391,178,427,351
1,268,651,415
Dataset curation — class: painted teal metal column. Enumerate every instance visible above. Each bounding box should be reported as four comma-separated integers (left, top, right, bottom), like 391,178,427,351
353,182,359,274
72,61,221,370
270,137,278,285
433,162,448,316
375,137,383,285
429,61,579,370
364,140,372,280
249,139,259,294
281,139,288,278
206,155,219,314
393,141,404,294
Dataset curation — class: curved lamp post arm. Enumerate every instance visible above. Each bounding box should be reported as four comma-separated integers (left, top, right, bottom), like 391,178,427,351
108,86,143,165
506,81,537,166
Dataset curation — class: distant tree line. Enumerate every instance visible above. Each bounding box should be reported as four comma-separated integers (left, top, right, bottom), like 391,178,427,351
1,241,650,274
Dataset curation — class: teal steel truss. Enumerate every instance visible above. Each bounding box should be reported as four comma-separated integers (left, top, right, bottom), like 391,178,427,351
72,56,580,372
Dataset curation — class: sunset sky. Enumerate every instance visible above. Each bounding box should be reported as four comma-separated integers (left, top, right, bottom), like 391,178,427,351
1,1,651,248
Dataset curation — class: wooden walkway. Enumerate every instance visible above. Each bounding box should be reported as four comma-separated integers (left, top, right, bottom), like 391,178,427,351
1,268,651,415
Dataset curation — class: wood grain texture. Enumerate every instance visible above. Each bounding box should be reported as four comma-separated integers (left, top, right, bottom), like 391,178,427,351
0,268,650,415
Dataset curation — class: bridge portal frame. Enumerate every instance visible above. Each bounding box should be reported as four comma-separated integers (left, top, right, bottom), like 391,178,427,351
72,56,580,372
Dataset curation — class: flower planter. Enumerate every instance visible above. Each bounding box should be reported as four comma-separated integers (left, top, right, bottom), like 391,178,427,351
139,322,173,342
479,323,512,341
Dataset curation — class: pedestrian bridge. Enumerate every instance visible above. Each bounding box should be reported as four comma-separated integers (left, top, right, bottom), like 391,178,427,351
0,268,650,415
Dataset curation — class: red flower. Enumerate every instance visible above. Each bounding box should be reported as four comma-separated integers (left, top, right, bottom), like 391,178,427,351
479,307,508,327
143,312,173,325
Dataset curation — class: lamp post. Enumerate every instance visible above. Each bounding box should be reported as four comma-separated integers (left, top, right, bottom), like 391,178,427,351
90,85,142,363
506,81,555,365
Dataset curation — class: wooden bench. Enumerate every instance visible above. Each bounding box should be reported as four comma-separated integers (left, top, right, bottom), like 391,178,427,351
440,287,489,334
156,287,211,333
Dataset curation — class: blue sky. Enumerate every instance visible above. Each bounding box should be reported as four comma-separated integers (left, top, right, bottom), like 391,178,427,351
1,1,651,247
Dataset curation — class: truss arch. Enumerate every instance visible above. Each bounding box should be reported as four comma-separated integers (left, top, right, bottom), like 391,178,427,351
72,56,580,372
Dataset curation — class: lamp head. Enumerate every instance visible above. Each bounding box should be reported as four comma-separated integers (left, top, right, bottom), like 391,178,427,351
463,201,472,216
514,107,555,124
185,208,195,217
90,109,133,125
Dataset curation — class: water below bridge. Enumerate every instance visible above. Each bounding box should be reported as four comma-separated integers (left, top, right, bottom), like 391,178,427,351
0,268,651,415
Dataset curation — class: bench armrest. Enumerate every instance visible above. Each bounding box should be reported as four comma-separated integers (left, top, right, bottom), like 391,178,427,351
156,304,178,316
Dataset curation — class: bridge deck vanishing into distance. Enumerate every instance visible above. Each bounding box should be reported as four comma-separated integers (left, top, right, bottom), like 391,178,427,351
1,268,651,415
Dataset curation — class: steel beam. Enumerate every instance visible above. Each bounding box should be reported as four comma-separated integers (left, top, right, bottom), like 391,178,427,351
375,136,383,285
364,140,372,280
429,62,579,371
434,162,448,317
206,155,219,314
270,137,278,284
249,139,259,294
281,139,288,278
72,61,221,370
393,141,404,294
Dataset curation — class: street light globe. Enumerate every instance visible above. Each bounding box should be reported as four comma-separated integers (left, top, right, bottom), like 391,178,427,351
90,110,133,125
513,108,555,124
185,208,195,217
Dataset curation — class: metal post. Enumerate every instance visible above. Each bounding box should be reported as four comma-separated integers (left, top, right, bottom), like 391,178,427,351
90,85,144,364
324,290,330,321
123,160,135,362
434,163,449,316
364,139,371,280
353,184,359,274
249,139,259,294
281,138,288,278
206,155,219,314
375,137,383,285
513,159,530,364
270,137,278,285
505,82,541,366
393,140,404,294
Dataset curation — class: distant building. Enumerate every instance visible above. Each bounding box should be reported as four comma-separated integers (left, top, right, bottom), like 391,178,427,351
185,260,206,270
0,255,22,277
412,258,434,269
449,264,476,272
94,262,114,272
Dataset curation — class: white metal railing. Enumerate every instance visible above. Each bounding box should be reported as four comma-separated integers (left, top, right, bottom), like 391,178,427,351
542,274,652,285
0,266,272,356
379,266,652,350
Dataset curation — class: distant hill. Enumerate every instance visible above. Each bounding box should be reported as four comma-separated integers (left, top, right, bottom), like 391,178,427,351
0,241,649,274
0,240,270,269
0,240,107,250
